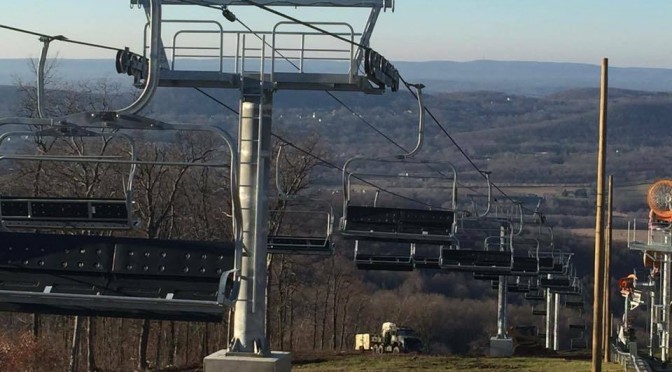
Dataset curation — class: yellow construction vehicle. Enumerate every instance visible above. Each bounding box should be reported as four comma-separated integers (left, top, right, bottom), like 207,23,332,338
355,322,423,353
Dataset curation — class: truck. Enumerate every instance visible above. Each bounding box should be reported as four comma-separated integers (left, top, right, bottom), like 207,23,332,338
355,322,423,353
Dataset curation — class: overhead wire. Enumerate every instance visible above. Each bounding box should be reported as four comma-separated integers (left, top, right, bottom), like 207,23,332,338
182,0,485,202
2,5,496,210
0,24,122,52
0,17,437,209
189,81,438,208
0,5,559,212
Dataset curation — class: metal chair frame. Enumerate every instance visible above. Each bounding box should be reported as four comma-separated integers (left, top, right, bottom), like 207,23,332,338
267,144,334,255
0,112,244,320
0,128,138,230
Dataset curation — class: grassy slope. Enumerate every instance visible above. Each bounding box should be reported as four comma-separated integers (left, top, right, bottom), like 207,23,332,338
293,354,624,371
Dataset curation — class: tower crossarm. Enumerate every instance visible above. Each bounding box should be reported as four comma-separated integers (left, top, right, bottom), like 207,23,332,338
132,0,393,8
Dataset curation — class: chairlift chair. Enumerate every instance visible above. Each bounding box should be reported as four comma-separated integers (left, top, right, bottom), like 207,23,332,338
525,291,545,302
439,219,515,273
267,144,335,255
0,113,244,321
539,251,573,275
439,245,513,273
532,304,547,316
508,237,540,276
339,157,458,245
569,322,589,350
0,128,137,230
0,231,236,321
570,338,588,350
490,277,531,293
547,275,583,295
341,155,459,271
565,300,585,311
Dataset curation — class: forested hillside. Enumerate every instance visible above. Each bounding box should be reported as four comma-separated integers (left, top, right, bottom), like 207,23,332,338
0,79,662,369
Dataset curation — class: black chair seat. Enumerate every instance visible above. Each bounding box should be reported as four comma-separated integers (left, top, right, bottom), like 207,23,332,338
565,301,584,309
474,273,499,281
540,277,572,288
0,197,130,229
342,206,454,244
440,248,511,272
511,256,538,275
0,231,235,322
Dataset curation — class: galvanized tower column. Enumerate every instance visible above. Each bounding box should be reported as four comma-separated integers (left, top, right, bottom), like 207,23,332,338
231,88,273,355
662,253,671,361
553,293,560,350
490,224,513,356
496,276,508,338
496,224,508,338
546,287,552,349
650,290,656,357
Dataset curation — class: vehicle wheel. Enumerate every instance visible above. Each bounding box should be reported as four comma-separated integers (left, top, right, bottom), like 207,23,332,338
392,346,400,353
376,345,383,354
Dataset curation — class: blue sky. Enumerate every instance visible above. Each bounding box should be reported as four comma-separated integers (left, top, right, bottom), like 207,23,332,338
1,0,671,68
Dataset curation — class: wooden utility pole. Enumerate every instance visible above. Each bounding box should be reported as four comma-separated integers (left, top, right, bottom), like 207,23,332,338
603,175,613,363
591,58,608,372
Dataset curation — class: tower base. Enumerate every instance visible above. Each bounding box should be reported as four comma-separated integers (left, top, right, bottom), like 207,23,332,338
204,350,291,372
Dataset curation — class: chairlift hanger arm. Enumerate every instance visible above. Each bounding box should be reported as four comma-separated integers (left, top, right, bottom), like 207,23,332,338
476,171,492,218
399,83,425,159
118,0,161,115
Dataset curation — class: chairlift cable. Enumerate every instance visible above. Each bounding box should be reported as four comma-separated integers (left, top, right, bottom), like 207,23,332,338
1,8,475,212
233,2,531,210
398,78,538,214
0,24,121,52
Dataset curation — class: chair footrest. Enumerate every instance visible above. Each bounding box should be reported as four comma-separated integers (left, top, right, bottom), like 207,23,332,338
267,236,332,255
354,255,413,271
413,256,440,270
0,290,224,322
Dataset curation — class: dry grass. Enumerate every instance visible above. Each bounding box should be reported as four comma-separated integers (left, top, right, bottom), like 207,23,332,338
570,228,630,244
0,332,64,371
292,353,625,371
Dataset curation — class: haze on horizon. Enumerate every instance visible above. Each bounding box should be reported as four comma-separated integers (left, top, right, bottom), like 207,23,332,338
0,0,670,69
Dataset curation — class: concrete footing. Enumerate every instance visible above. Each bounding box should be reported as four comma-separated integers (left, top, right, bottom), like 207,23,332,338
203,350,291,372
489,337,513,357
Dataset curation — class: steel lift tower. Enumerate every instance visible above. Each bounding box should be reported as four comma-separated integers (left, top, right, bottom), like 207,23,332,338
121,1,398,370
